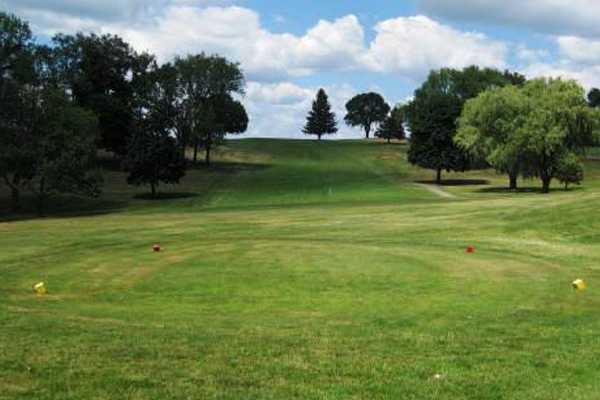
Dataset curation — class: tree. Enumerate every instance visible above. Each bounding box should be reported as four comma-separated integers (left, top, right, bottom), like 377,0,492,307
555,153,584,190
303,88,337,140
125,63,186,196
344,92,389,139
173,54,245,159
197,93,249,165
52,33,139,155
0,12,36,210
2,14,101,214
30,88,102,215
456,85,531,190
520,79,597,192
457,78,600,193
406,66,524,183
588,88,600,108
376,105,405,143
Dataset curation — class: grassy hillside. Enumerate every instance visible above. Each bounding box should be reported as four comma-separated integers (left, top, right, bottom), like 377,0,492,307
2,139,600,399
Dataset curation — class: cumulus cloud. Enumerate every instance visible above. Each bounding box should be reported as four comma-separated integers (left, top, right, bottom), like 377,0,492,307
0,1,519,138
523,63,600,91
113,8,369,80
418,0,600,38
365,16,507,78
556,36,600,65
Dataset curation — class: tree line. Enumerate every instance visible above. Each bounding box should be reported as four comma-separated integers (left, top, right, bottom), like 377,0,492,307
0,12,248,213
303,89,405,143
303,66,600,193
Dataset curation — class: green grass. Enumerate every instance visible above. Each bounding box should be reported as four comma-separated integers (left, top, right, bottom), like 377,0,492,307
2,139,600,399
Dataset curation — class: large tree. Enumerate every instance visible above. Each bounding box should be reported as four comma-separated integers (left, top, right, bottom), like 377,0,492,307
173,54,245,159
2,14,100,213
376,104,405,144
52,33,140,155
457,78,599,193
456,85,531,190
30,87,102,215
196,93,249,165
344,92,390,139
406,66,524,183
303,88,337,141
125,63,186,196
0,12,36,210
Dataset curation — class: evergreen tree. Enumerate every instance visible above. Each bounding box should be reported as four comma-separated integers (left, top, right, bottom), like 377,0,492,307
376,105,405,143
303,89,337,140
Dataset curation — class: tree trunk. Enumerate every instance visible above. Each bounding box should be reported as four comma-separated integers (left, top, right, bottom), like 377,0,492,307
193,139,199,164
365,126,371,139
541,175,551,194
205,144,211,166
509,173,518,191
436,169,442,185
37,178,46,217
11,187,20,211
387,138,391,144
151,182,156,198
3,175,20,211
318,134,322,141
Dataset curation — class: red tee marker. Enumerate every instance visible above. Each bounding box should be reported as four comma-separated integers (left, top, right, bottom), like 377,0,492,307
153,244,161,252
466,245,475,254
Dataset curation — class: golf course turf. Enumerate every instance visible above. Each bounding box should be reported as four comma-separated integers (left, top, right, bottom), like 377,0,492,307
2,139,600,399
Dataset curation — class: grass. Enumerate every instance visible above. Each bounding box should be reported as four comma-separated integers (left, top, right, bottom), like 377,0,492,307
2,139,600,399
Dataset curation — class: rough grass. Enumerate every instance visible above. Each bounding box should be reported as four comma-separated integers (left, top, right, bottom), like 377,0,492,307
2,139,600,399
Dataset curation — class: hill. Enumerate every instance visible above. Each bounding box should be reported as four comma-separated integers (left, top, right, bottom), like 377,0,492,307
2,139,600,399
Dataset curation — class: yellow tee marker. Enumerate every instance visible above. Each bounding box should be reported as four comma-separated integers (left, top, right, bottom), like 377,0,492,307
33,282,47,295
572,279,586,290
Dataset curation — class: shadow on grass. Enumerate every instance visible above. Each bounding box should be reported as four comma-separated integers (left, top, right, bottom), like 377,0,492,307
0,196,128,223
415,179,490,186
134,192,200,201
477,186,583,194
189,161,271,174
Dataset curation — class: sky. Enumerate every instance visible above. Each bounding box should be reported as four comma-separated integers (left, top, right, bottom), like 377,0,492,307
2,0,600,139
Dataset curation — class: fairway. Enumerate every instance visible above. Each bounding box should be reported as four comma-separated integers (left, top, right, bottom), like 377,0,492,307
2,140,600,399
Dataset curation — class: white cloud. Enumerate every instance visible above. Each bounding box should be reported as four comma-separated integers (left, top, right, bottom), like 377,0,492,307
557,36,600,65
365,16,507,78
523,63,600,91
419,0,600,37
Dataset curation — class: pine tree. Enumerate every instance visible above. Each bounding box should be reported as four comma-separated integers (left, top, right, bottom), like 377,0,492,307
303,89,337,140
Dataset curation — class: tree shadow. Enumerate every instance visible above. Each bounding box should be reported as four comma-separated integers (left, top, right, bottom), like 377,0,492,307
189,161,271,174
133,192,200,201
415,179,490,186
0,196,128,223
477,186,583,194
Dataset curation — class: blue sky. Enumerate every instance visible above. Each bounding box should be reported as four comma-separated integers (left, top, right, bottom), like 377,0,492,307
2,0,600,138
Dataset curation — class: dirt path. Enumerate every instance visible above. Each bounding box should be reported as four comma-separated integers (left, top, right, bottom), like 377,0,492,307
414,183,457,199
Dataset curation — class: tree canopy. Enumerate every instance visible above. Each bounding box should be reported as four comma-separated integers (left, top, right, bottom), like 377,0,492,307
588,88,600,108
457,78,600,193
344,92,389,139
303,89,337,140
52,33,141,155
376,105,405,143
406,66,525,183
